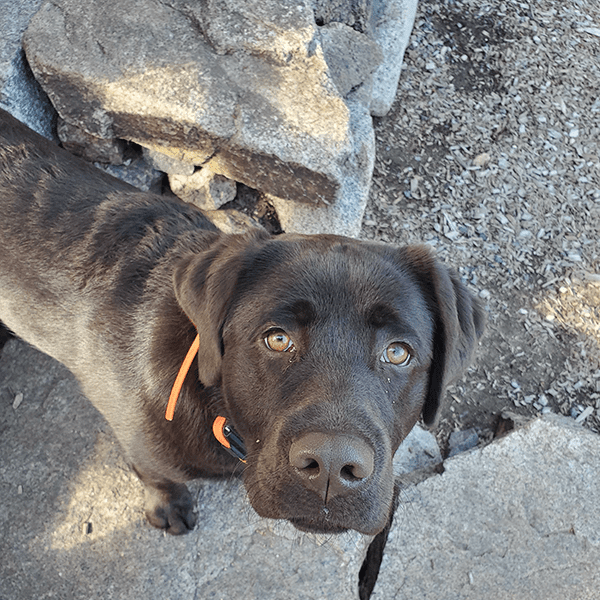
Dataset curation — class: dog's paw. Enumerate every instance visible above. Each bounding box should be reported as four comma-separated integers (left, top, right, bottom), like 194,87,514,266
144,482,197,535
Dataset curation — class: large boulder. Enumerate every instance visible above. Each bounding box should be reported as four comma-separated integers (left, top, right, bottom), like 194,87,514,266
373,416,600,599
23,0,385,235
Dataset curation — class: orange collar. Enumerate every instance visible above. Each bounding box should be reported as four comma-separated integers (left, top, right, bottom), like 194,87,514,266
165,334,200,421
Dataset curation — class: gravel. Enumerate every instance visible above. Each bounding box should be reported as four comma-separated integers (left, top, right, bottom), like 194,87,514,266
360,0,600,450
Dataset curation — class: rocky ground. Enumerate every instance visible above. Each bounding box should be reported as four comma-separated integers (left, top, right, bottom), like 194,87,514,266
361,0,600,452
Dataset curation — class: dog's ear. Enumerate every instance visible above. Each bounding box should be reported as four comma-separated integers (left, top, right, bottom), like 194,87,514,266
399,246,486,426
173,228,270,387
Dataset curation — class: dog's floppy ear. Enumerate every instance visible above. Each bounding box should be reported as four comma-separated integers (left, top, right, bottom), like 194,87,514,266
399,246,486,426
173,228,270,387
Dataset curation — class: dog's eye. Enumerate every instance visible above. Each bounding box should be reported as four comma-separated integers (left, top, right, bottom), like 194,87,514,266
264,330,295,353
380,342,411,366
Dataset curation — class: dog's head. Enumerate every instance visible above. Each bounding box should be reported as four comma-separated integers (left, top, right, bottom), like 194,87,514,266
174,230,484,535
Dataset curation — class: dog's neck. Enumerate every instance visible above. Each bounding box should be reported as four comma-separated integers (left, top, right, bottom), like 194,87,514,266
164,332,246,462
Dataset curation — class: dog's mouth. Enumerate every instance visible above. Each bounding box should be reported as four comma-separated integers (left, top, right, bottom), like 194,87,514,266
288,516,349,535
287,513,386,536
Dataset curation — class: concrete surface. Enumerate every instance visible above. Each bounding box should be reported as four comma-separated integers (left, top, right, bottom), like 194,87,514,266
4,340,598,600
373,415,600,600
0,338,367,599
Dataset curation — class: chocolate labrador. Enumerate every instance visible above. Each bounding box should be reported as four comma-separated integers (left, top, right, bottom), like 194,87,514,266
0,109,484,536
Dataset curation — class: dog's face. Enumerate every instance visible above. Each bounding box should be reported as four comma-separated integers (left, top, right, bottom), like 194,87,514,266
175,231,484,535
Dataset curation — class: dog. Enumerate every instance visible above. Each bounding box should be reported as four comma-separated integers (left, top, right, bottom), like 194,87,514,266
0,108,484,536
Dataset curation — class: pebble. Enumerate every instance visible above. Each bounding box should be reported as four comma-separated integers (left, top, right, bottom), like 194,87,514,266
575,406,594,423
13,393,23,410
448,428,479,457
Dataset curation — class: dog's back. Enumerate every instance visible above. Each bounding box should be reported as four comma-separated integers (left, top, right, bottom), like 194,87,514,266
0,109,216,365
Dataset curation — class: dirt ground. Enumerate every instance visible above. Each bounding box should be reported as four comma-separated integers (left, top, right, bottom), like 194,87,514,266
361,0,600,452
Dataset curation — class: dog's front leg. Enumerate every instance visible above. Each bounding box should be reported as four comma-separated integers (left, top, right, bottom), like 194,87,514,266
132,468,197,535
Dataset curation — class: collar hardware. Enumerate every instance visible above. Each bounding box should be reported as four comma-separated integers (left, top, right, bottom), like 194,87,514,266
212,416,247,463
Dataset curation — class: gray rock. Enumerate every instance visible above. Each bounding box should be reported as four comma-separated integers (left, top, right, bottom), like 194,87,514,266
57,117,128,164
447,427,479,457
319,22,383,100
370,0,418,117
204,209,265,235
394,424,441,476
373,415,600,599
94,157,164,193
268,100,374,236
0,338,370,600
23,0,375,216
314,0,374,34
142,145,195,177
170,168,237,211
0,0,57,139
0,336,442,599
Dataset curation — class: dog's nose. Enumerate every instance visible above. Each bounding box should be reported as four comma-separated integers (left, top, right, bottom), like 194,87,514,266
289,432,374,502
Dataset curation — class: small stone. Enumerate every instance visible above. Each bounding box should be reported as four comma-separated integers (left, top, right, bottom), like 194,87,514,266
170,169,237,211
95,157,163,193
13,392,23,410
473,152,491,167
58,118,129,165
142,146,195,176
448,428,479,457
575,406,594,423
